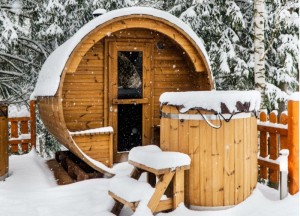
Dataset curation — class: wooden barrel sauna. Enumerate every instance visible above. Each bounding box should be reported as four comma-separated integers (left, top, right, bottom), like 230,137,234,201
159,91,260,208
32,7,214,174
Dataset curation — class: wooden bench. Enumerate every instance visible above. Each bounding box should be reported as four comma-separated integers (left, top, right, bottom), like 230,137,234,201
109,145,190,215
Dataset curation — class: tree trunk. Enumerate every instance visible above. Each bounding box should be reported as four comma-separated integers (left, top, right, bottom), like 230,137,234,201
254,0,266,108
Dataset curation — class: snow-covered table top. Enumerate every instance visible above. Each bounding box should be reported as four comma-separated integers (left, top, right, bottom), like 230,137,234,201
128,145,191,170
160,90,261,114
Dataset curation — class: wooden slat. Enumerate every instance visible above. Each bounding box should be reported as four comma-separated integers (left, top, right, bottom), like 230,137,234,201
112,98,149,105
279,112,288,149
189,117,200,205
8,117,30,122
9,139,31,145
269,112,279,186
258,159,280,171
234,118,244,204
173,169,184,208
259,111,268,179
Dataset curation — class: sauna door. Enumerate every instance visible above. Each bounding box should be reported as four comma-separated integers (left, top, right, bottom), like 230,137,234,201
107,41,152,162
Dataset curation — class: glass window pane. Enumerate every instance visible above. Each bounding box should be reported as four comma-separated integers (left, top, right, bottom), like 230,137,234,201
118,51,143,99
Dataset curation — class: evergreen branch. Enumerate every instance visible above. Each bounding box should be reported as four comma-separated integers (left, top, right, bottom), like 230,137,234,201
4,9,33,19
1,82,20,96
19,37,48,58
0,70,23,77
0,52,40,68
0,56,24,74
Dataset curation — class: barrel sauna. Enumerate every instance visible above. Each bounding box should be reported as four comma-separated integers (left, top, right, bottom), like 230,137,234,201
159,91,261,208
32,7,214,175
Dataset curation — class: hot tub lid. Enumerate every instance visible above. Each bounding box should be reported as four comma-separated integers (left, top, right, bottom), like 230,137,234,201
159,90,261,114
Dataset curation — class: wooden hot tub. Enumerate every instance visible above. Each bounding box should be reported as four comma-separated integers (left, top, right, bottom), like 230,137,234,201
159,91,260,208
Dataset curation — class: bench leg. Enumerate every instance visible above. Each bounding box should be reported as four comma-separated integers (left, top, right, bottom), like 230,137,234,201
173,170,184,209
111,201,124,216
147,172,174,212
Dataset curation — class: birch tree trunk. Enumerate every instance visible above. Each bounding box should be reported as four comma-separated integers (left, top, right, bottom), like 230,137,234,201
254,0,266,107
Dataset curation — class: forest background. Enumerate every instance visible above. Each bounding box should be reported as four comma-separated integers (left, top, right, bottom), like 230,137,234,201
0,0,298,156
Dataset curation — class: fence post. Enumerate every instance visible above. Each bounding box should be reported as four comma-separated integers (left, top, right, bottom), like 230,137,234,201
287,98,299,195
0,103,9,180
30,100,36,149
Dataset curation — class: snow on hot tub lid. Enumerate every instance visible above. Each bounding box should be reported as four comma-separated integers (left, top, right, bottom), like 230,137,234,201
159,90,261,114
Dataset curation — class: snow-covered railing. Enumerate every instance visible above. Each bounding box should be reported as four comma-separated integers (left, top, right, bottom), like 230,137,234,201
257,94,299,196
7,101,36,154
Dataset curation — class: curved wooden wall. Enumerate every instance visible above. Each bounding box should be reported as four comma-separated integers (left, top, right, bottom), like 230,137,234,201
38,15,214,172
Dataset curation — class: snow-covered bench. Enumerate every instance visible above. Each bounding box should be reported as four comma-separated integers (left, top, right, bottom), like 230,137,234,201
109,145,191,215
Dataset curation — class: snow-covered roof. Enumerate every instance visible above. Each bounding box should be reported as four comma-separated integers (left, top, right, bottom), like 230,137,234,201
160,90,261,114
32,7,211,98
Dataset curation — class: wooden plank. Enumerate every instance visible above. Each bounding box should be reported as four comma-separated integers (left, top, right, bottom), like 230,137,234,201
173,169,185,208
279,112,288,149
10,121,18,138
269,112,279,186
250,117,258,192
9,139,31,145
8,117,30,122
212,119,224,206
224,120,235,206
20,120,29,134
287,100,299,195
178,116,190,205
259,111,268,179
257,125,288,135
203,120,212,206
169,107,179,152
243,118,251,200
234,118,244,204
160,106,170,151
189,116,200,206
112,98,149,105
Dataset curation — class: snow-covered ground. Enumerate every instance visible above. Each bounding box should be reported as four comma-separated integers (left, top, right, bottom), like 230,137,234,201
0,151,299,216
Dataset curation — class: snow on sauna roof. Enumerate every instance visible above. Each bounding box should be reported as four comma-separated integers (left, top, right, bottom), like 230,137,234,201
160,90,261,114
32,7,211,98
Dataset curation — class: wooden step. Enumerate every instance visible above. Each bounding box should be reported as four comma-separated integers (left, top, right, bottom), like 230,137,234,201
47,159,73,185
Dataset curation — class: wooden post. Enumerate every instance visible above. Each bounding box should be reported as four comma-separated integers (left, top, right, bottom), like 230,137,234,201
269,111,279,187
259,111,268,179
0,103,9,180
30,100,36,149
287,99,299,195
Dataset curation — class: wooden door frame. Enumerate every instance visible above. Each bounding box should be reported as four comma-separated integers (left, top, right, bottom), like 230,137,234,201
105,39,154,163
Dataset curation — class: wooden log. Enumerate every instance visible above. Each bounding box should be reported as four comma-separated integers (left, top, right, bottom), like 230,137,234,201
287,99,299,195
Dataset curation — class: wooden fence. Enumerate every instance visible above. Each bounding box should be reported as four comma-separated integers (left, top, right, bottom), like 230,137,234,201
257,99,299,195
8,101,36,154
